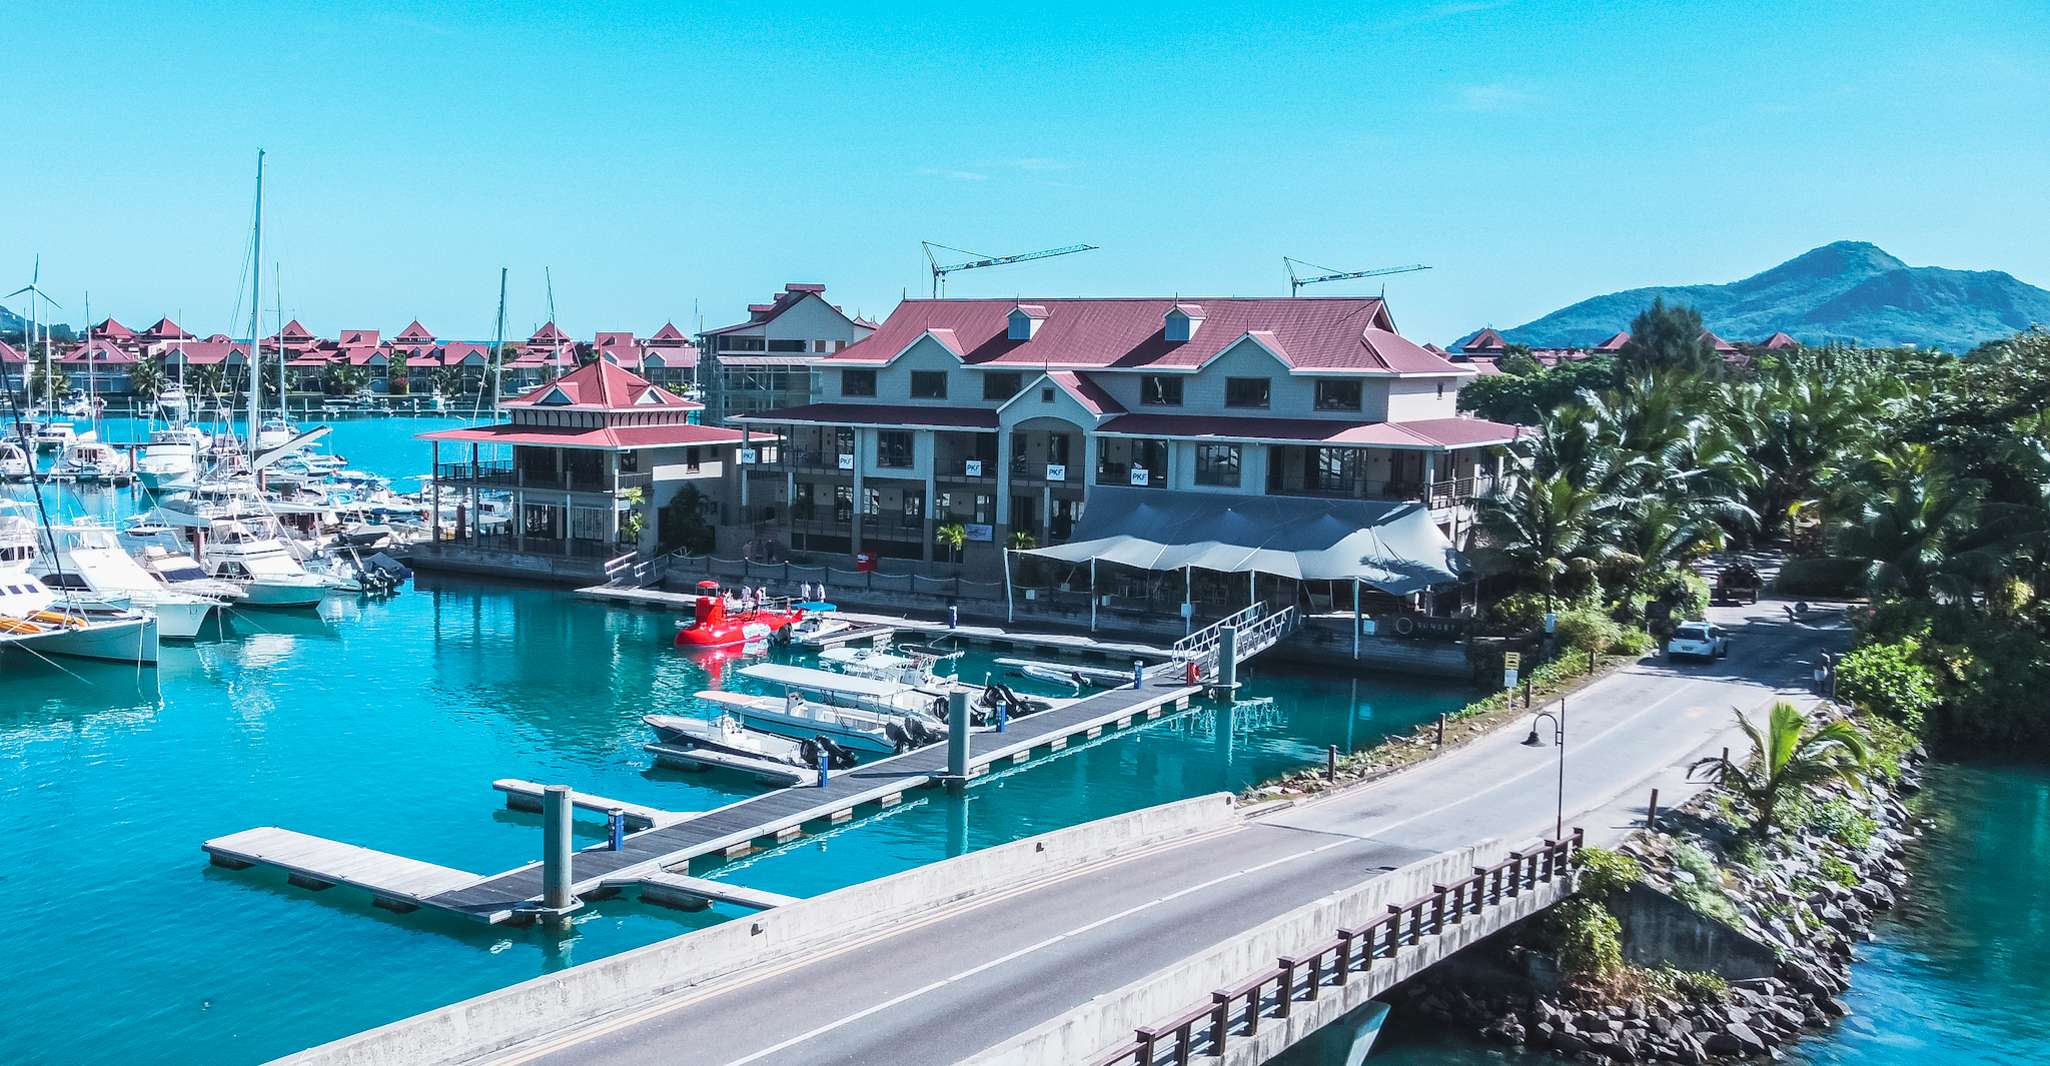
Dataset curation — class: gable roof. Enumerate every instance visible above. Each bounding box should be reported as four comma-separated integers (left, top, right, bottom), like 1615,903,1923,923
528,321,569,345
1757,331,1800,350
826,297,1457,375
502,357,697,410
1699,329,1740,353
143,317,192,340
1594,330,1631,352
396,320,435,342
702,283,867,336
1457,327,1506,354
649,321,689,344
93,318,136,340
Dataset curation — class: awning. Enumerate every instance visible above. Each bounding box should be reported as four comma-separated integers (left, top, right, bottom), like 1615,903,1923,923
1018,487,1465,594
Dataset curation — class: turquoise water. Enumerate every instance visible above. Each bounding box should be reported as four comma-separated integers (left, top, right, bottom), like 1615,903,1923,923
0,415,1468,1063
1353,759,2050,1066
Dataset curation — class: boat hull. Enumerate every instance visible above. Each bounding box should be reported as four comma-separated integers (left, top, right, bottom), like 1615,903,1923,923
147,599,218,640
239,581,330,608
2,615,159,665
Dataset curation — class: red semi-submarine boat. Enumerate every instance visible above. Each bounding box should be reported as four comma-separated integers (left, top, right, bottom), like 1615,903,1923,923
674,580,805,648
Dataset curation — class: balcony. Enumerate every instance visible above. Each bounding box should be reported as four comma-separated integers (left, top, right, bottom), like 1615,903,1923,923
432,461,652,496
1094,460,1167,488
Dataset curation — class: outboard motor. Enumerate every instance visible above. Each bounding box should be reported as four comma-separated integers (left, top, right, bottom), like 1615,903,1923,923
884,720,911,753
797,737,822,768
817,736,859,769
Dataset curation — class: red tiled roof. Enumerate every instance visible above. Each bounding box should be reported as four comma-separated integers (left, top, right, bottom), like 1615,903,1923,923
279,318,314,341
529,321,569,345
1699,329,1739,353
340,329,380,347
94,318,136,340
0,340,27,363
435,342,491,365
827,297,1456,375
144,317,192,340
641,343,699,369
1094,413,1520,450
1012,304,1051,319
1168,303,1206,318
59,340,135,364
418,422,750,451
1594,331,1631,352
396,320,435,342
502,358,695,410
649,322,689,343
732,402,1000,431
1757,331,1800,350
164,340,241,364
704,284,866,336
1459,328,1506,354
1422,342,1446,354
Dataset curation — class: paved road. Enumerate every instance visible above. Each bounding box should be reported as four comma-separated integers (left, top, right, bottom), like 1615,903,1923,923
498,600,1847,1066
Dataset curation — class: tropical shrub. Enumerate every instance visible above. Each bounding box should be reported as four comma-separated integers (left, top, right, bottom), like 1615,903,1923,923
1774,557,1868,596
1577,847,1643,898
1834,638,1939,730
1556,605,1623,658
1551,898,1624,982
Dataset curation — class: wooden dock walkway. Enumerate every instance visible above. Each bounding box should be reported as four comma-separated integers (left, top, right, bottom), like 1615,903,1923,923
204,828,484,913
203,681,1202,925
617,871,800,911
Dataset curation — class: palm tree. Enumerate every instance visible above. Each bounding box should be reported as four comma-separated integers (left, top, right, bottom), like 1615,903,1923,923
431,366,465,400
190,365,227,409
1827,443,1985,601
1691,702,1870,836
386,351,411,395
1477,468,1630,611
127,355,167,407
936,522,967,564
325,364,370,397
1009,529,1038,550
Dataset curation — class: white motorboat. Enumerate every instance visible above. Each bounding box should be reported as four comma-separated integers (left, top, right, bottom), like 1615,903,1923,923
32,521,223,640
696,687,939,755
255,417,297,453
739,661,955,720
790,603,854,646
0,440,30,480
133,426,209,491
199,521,337,607
31,420,89,452
820,645,951,688
0,509,159,664
643,713,862,769
57,439,130,482
156,383,191,420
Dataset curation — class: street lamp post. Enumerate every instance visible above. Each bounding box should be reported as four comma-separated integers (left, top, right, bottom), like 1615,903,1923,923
1523,694,1567,840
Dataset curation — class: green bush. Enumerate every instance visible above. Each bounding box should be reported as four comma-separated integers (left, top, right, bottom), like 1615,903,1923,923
1856,714,1919,783
1551,897,1624,981
1658,967,1730,1003
1835,638,1938,730
1577,847,1644,898
1668,842,1743,924
1775,557,1868,597
1819,854,1861,887
1557,606,1623,658
1610,628,1656,655
1812,797,1877,850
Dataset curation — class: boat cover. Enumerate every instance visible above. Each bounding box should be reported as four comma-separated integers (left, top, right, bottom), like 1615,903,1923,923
739,662,909,697
1016,487,1464,595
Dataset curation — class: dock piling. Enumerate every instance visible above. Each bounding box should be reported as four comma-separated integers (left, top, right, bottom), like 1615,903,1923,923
542,786,574,912
946,690,970,788
1216,625,1239,695
608,809,626,851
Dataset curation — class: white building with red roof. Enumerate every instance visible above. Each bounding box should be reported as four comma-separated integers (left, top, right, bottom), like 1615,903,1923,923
413,360,754,582
729,295,1520,589
699,283,878,424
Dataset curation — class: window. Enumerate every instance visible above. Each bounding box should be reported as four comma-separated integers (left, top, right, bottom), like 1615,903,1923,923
982,372,1023,401
1195,444,1241,487
841,369,876,397
767,339,805,353
863,487,881,516
833,485,853,521
1315,447,1361,492
1141,375,1183,406
812,340,827,353
1225,377,1270,409
1040,386,1054,402
911,371,948,399
877,430,914,468
1315,379,1362,411
719,336,766,353
903,492,923,519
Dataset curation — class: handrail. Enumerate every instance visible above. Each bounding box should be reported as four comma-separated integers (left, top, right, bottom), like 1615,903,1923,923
1095,830,1582,1066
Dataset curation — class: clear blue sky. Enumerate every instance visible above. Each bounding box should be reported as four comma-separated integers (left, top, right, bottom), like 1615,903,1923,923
9,0,2048,345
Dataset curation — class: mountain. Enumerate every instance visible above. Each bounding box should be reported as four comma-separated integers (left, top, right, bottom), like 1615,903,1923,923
1495,241,2050,352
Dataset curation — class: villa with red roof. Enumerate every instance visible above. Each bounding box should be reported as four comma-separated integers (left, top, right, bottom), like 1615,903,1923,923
412,360,753,581
728,296,1521,583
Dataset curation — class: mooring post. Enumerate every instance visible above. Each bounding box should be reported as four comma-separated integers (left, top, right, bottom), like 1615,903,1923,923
1646,787,1661,829
542,785,574,912
1326,743,1338,781
607,808,626,851
1132,658,1145,689
995,696,1008,734
817,746,830,788
948,604,958,630
1216,624,1239,695
1436,713,1446,746
946,689,970,788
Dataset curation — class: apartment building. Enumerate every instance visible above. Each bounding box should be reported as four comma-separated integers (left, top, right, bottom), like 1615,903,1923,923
727,296,1522,575
697,283,877,426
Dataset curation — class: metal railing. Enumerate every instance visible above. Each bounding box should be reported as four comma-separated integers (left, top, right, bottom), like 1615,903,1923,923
1170,603,1299,676
1089,831,1583,1066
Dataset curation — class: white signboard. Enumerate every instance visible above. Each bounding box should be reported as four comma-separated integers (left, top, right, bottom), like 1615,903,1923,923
964,523,994,542
738,448,757,464
964,459,983,477
837,453,855,471
1129,467,1150,487
1046,463,1067,482
1504,668,1520,689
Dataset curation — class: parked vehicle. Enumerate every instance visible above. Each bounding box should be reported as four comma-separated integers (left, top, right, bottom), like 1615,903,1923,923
1665,620,1730,660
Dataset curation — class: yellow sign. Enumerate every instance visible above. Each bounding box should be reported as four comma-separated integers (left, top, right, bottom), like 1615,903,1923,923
1504,652,1522,670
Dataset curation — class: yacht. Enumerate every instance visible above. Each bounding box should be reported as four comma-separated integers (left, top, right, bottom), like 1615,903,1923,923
156,383,190,420
31,420,89,452
32,521,223,640
0,439,30,480
57,440,131,483
0,507,159,664
255,417,297,453
133,426,210,491
197,521,336,607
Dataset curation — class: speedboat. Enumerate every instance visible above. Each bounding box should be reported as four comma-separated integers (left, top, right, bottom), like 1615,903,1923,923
31,420,88,452
790,602,854,645
157,383,190,420
32,521,223,640
255,417,297,453
198,521,337,607
820,645,952,688
674,579,805,648
643,713,861,770
696,686,944,755
57,440,130,483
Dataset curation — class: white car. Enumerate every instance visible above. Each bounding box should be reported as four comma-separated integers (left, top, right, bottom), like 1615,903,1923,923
1666,621,1730,660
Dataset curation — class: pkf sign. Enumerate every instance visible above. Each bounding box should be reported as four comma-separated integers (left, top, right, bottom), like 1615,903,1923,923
964,459,983,477
837,453,855,471
738,448,757,464
1129,467,1150,486
1046,463,1067,481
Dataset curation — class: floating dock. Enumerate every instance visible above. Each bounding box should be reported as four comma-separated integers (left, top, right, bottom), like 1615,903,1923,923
203,680,1202,925
492,779,696,830
799,622,898,648
616,871,799,911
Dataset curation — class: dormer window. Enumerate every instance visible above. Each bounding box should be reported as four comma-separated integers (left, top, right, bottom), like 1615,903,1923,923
1163,303,1205,343
1008,304,1049,341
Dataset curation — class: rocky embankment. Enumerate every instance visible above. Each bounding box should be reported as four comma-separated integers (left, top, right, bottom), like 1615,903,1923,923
1394,737,1925,1063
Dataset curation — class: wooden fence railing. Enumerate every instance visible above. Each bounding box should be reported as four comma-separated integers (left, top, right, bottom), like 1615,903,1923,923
1086,830,1583,1066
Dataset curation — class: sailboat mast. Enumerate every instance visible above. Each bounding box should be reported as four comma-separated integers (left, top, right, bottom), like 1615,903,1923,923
246,150,264,452
84,292,95,425
491,267,507,418
275,264,285,423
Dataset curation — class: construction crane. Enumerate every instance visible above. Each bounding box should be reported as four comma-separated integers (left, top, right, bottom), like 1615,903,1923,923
1284,256,1431,297
922,241,1099,298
